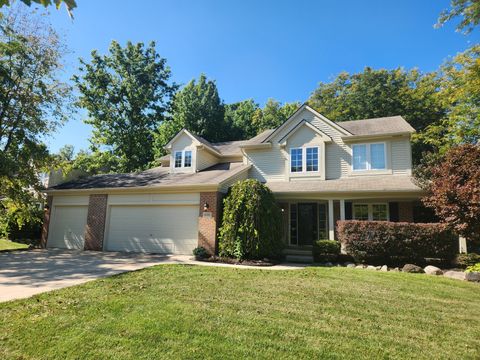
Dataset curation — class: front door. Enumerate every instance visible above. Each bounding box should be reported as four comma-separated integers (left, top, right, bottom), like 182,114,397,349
298,203,318,246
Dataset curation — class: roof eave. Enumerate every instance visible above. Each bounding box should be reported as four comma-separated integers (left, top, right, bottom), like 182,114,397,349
341,131,414,142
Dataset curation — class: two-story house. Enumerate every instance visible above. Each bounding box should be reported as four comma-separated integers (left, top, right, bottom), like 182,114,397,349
42,105,423,256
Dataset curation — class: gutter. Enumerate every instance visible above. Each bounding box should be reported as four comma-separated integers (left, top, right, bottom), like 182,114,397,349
341,131,414,142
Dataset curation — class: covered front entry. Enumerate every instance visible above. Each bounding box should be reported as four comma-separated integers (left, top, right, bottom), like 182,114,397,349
290,202,328,246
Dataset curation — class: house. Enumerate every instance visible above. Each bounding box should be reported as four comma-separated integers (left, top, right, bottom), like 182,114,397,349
41,104,423,256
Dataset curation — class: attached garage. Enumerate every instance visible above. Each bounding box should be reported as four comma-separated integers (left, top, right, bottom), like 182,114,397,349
104,193,200,255
47,196,89,250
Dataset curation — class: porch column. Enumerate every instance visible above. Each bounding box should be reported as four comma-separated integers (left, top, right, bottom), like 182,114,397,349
328,199,334,240
340,199,345,221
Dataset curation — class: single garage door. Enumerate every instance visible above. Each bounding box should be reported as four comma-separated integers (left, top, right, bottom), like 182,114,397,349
106,205,199,254
48,206,88,249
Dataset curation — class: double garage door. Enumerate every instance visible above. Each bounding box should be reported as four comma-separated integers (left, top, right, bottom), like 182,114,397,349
47,195,199,255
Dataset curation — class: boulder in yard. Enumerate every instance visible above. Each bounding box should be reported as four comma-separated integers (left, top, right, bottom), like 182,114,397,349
366,265,377,270
380,265,388,272
424,265,443,275
443,270,467,281
402,264,425,273
355,265,365,269
346,263,356,268
466,272,480,282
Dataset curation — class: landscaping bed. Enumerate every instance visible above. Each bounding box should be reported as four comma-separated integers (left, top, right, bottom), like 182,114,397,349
196,256,278,267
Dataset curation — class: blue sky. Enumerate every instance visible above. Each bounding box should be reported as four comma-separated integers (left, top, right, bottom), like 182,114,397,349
43,0,478,153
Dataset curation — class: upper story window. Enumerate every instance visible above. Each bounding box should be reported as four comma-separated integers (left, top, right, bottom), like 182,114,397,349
290,147,319,173
352,143,386,171
174,150,192,168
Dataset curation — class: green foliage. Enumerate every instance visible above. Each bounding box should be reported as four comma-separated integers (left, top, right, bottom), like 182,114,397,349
73,40,177,173
466,263,480,273
224,99,260,140
419,45,480,154
436,0,480,34
219,179,283,260
0,10,71,235
252,98,300,133
192,246,208,259
0,0,76,17
338,221,457,266
454,253,480,268
314,240,341,254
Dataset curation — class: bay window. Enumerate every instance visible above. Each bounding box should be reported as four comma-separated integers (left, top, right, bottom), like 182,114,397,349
352,143,386,171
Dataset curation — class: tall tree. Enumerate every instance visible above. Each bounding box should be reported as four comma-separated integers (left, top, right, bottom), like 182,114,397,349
224,99,259,140
419,45,480,153
0,0,76,17
252,98,300,132
308,67,446,161
73,41,177,173
436,0,480,34
0,9,71,235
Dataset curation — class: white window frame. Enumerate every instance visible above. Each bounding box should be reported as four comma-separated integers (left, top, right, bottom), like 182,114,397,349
353,203,389,221
352,142,387,171
174,150,193,169
289,146,320,174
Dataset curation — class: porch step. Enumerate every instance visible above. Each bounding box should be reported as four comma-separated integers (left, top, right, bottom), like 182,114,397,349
285,254,314,264
283,248,313,256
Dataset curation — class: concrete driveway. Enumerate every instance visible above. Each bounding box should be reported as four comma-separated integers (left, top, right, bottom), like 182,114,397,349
0,249,191,302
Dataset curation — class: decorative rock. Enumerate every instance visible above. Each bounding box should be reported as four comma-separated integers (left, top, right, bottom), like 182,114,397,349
402,264,425,273
355,265,365,269
380,265,389,272
392,267,400,272
443,270,466,281
345,262,356,268
366,265,377,270
375,266,382,270
424,265,443,275
466,272,480,282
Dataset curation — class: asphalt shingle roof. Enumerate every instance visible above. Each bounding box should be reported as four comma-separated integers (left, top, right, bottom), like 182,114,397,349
338,116,415,136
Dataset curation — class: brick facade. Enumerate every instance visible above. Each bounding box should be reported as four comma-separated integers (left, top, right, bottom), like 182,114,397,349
198,192,223,255
84,194,108,251
40,195,53,248
399,201,414,222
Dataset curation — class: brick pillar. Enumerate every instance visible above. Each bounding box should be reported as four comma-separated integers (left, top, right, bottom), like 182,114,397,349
40,195,53,248
198,192,223,255
84,194,108,251
399,201,414,222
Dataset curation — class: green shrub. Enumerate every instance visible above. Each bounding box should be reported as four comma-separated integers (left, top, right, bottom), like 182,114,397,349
337,220,457,266
192,246,208,259
219,179,283,260
466,263,480,273
453,253,480,268
313,240,341,263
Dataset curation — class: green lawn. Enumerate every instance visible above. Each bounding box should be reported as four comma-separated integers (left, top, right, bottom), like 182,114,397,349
1,265,479,359
0,238,29,251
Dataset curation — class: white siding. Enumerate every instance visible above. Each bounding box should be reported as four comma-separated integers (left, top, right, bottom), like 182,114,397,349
108,193,200,206
391,138,412,175
196,148,219,171
170,133,196,173
219,167,249,193
245,146,286,182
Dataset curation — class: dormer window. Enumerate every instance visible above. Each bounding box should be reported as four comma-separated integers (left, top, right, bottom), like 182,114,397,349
174,150,192,168
352,143,386,171
290,147,319,173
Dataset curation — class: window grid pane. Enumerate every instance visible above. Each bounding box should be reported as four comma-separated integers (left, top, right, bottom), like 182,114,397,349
184,151,192,167
353,204,369,220
372,204,388,221
306,147,318,172
290,148,303,172
174,152,182,168
353,145,367,170
290,204,298,245
370,143,385,169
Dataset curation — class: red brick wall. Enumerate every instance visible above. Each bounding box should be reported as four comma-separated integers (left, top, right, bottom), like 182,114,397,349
198,192,223,255
40,195,53,248
84,194,108,251
399,201,414,222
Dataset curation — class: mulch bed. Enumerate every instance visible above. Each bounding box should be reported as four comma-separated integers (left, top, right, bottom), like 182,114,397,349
196,256,278,267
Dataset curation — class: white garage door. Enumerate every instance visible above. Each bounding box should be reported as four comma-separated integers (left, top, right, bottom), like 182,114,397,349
48,206,88,249
106,205,199,254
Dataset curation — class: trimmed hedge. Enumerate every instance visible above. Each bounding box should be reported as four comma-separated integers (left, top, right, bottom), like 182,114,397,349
337,220,457,266
313,240,340,263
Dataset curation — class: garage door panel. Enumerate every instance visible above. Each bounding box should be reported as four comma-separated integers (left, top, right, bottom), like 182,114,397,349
48,206,88,249
106,205,198,254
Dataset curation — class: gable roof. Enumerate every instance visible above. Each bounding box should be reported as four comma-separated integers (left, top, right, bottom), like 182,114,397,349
164,129,222,156
338,116,415,136
278,120,331,145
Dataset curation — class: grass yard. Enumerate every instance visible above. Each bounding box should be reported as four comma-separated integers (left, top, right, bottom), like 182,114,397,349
0,239,29,251
1,265,479,359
